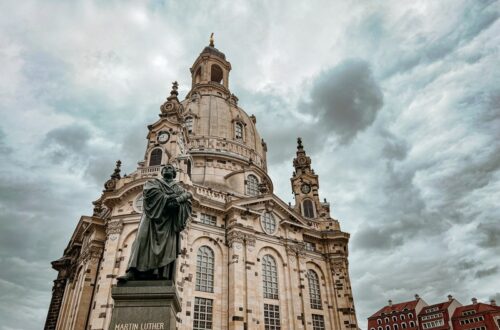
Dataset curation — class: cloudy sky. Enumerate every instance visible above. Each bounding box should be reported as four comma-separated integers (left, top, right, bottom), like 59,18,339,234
0,1,499,329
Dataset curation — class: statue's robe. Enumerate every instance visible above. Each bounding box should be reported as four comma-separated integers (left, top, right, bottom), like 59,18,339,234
127,178,191,276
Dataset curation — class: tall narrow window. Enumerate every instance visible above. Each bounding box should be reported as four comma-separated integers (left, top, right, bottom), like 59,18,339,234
312,314,325,330
303,199,315,218
246,174,259,196
187,160,192,178
193,297,213,330
196,246,214,293
235,122,243,140
185,117,194,133
308,270,322,309
149,148,162,166
264,304,280,330
262,255,278,299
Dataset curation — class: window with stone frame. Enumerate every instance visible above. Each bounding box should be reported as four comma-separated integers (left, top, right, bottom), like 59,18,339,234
235,122,243,140
200,213,217,226
246,174,259,196
193,297,213,330
308,270,322,309
195,246,214,293
264,303,281,330
262,255,279,299
302,199,315,218
312,314,325,330
149,148,162,166
185,116,194,133
262,212,277,235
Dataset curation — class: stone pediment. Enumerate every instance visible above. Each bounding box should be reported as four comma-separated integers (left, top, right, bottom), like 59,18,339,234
228,194,309,228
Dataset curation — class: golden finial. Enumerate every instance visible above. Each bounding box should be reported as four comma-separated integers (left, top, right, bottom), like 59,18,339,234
209,32,214,47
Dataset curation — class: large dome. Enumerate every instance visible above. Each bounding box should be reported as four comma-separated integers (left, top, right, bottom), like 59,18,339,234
181,94,266,169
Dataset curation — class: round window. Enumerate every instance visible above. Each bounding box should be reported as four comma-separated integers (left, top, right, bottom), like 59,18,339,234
261,212,277,235
133,193,143,213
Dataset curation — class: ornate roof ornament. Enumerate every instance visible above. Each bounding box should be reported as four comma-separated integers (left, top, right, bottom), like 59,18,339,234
160,81,183,118
209,32,215,47
104,160,121,191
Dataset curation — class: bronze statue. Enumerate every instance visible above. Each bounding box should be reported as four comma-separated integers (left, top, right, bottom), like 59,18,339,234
119,164,192,281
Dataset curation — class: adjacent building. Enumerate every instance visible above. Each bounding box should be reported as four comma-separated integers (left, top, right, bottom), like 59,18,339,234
451,299,500,330
368,295,427,330
44,40,358,330
418,296,462,330
369,297,500,330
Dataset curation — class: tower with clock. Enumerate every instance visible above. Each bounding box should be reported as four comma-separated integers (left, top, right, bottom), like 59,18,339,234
45,39,357,330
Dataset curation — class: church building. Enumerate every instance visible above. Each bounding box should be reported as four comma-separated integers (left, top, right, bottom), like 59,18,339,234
44,39,358,330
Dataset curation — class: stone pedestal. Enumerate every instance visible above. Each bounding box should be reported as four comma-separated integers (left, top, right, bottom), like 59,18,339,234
108,280,181,330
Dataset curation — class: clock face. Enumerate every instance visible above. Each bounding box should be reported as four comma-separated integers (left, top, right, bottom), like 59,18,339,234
157,131,170,144
301,184,311,194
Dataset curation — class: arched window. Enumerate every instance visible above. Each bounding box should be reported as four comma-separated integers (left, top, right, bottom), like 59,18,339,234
393,316,397,322
210,64,223,84
394,325,399,330
378,320,382,325
302,199,315,218
402,322,407,329
195,246,214,293
401,315,405,321
246,174,259,196
149,148,162,166
386,326,390,330
385,318,390,323
235,122,243,140
262,255,278,299
307,270,322,309
409,321,415,328
408,313,413,319
185,116,194,133
378,327,383,330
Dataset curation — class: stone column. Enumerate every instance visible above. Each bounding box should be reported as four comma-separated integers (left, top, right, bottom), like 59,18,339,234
44,277,68,330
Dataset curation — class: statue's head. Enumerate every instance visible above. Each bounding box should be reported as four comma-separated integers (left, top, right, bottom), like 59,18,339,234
161,164,177,179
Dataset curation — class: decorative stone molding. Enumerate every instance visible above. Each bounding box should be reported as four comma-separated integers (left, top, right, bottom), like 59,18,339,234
227,231,245,247
106,220,123,238
227,231,256,248
286,242,306,257
78,246,104,265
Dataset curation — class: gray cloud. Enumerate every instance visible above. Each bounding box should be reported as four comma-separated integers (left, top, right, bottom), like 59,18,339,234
304,59,383,144
475,266,498,279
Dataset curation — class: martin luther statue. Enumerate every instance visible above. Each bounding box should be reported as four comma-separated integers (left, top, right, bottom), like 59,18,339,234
119,164,192,281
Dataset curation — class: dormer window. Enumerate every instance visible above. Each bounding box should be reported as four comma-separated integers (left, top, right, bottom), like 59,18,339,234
235,122,243,140
185,116,194,133
149,148,162,166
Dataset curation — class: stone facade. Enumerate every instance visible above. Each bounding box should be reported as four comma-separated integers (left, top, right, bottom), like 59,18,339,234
45,41,358,330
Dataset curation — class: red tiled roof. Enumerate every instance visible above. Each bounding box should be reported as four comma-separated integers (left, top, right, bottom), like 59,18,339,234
369,299,419,318
453,303,500,318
